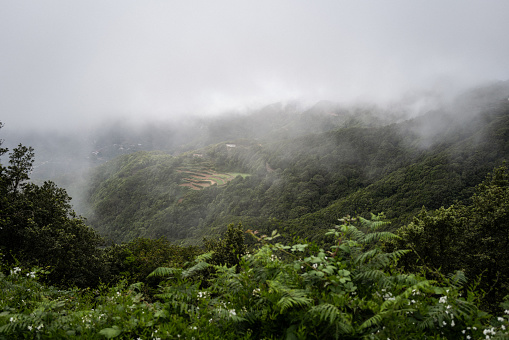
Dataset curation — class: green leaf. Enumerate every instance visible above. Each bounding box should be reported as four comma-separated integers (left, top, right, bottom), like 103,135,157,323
147,266,181,278
291,244,308,252
99,326,122,338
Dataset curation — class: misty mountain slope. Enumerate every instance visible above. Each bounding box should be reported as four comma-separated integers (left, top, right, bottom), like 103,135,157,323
282,99,509,240
4,99,401,191
83,84,509,244
84,117,426,243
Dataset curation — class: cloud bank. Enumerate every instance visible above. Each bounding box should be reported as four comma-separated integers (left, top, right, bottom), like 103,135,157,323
1,1,509,130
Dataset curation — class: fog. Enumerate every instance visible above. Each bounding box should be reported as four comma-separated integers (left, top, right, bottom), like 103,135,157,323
1,1,509,133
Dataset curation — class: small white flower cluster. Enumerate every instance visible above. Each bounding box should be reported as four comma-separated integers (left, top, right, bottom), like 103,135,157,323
461,326,477,339
26,271,36,279
26,324,44,331
497,316,507,331
483,327,496,339
151,329,161,340
269,254,280,262
383,291,395,301
197,291,208,300
82,315,93,328
218,301,238,318
10,267,21,275
252,288,261,296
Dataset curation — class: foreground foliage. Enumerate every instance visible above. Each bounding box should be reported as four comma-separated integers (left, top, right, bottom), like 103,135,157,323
2,216,509,339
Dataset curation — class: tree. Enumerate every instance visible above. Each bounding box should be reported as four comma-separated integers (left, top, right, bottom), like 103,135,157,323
396,166,509,312
204,223,247,268
0,123,105,287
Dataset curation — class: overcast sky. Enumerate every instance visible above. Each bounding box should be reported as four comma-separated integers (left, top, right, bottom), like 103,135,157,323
1,1,509,131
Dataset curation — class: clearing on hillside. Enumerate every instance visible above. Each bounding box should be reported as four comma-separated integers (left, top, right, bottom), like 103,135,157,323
177,167,249,190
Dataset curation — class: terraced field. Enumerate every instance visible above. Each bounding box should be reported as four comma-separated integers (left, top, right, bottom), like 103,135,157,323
177,167,249,190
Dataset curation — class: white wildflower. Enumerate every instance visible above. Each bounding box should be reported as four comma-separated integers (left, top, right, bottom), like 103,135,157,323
498,317,504,322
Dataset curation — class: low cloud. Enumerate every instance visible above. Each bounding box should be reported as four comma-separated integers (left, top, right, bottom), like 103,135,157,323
1,1,509,131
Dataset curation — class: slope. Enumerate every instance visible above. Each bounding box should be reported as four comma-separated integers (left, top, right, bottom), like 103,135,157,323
84,82,509,244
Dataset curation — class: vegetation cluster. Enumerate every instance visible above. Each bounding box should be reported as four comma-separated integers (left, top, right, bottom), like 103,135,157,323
2,82,509,338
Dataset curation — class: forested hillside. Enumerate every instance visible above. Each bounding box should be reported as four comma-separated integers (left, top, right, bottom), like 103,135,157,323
85,82,509,244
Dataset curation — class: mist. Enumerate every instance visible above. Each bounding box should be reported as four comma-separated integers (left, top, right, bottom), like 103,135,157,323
1,1,509,133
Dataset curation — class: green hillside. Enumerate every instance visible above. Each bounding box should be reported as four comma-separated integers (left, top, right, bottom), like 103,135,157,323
84,83,509,245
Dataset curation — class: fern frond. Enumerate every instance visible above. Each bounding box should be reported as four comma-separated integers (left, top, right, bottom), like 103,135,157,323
333,321,355,337
362,231,400,244
359,313,383,330
308,303,354,336
308,303,341,324
417,303,450,331
226,277,243,292
454,299,478,320
277,289,312,313
182,261,210,278
359,213,391,231
354,269,386,283
339,224,364,241
448,270,468,288
147,266,181,278
355,248,380,265
195,251,214,263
